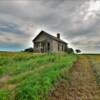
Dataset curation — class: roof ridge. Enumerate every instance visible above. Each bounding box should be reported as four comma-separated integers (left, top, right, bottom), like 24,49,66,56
33,30,67,44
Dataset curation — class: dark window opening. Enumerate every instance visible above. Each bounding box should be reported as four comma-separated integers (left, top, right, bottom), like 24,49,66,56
47,43,50,51
62,45,63,51
35,43,38,48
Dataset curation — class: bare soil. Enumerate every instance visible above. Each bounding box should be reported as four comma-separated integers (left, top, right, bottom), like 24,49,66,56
0,75,11,88
48,56,100,100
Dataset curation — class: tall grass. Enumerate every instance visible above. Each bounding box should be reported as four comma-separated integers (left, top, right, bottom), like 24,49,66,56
0,89,10,100
0,52,77,100
88,55,100,85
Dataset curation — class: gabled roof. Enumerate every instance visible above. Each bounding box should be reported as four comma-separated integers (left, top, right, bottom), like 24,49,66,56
33,30,67,44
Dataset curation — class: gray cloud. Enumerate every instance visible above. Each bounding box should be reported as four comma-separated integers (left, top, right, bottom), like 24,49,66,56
0,0,100,52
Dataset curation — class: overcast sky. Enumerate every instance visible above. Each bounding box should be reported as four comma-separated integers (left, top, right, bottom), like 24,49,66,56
0,0,100,53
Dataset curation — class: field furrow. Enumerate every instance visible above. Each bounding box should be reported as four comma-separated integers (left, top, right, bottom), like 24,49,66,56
48,55,100,100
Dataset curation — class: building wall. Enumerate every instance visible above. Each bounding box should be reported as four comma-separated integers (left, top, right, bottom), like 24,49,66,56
34,33,47,42
52,40,67,52
34,34,53,52
52,40,58,52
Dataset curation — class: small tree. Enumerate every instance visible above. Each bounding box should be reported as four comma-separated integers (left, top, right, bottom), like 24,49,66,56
24,47,33,52
76,49,81,53
67,48,74,54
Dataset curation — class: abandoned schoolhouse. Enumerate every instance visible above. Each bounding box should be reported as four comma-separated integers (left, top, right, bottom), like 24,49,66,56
32,31,68,53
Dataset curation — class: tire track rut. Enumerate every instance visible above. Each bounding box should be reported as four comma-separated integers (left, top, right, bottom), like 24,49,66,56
48,56,100,100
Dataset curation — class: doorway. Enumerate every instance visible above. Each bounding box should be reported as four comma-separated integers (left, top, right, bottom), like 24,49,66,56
47,43,50,52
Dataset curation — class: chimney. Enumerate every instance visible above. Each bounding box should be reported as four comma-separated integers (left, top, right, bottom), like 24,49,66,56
57,33,60,39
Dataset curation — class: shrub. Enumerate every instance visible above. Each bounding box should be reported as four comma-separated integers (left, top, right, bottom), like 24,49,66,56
67,48,74,54
24,48,33,52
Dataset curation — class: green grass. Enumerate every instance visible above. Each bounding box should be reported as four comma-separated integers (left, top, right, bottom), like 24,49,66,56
0,52,77,100
0,89,10,100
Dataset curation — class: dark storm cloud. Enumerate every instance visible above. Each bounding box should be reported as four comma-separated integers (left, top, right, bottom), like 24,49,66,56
0,22,23,34
0,0,100,52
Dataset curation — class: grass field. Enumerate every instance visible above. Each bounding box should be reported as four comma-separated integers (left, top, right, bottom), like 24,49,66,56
0,52,77,100
87,55,100,86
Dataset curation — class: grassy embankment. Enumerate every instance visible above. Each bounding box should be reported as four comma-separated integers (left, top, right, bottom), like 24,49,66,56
0,52,77,100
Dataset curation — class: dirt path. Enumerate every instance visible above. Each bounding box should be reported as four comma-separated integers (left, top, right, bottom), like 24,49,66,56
48,56,100,100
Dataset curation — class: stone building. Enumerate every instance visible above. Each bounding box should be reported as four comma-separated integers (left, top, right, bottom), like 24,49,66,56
32,31,68,53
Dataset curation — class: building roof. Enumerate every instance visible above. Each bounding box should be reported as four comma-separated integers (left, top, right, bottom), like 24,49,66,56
33,30,67,44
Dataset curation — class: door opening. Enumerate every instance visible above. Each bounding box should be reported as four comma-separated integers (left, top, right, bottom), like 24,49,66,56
47,43,50,51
